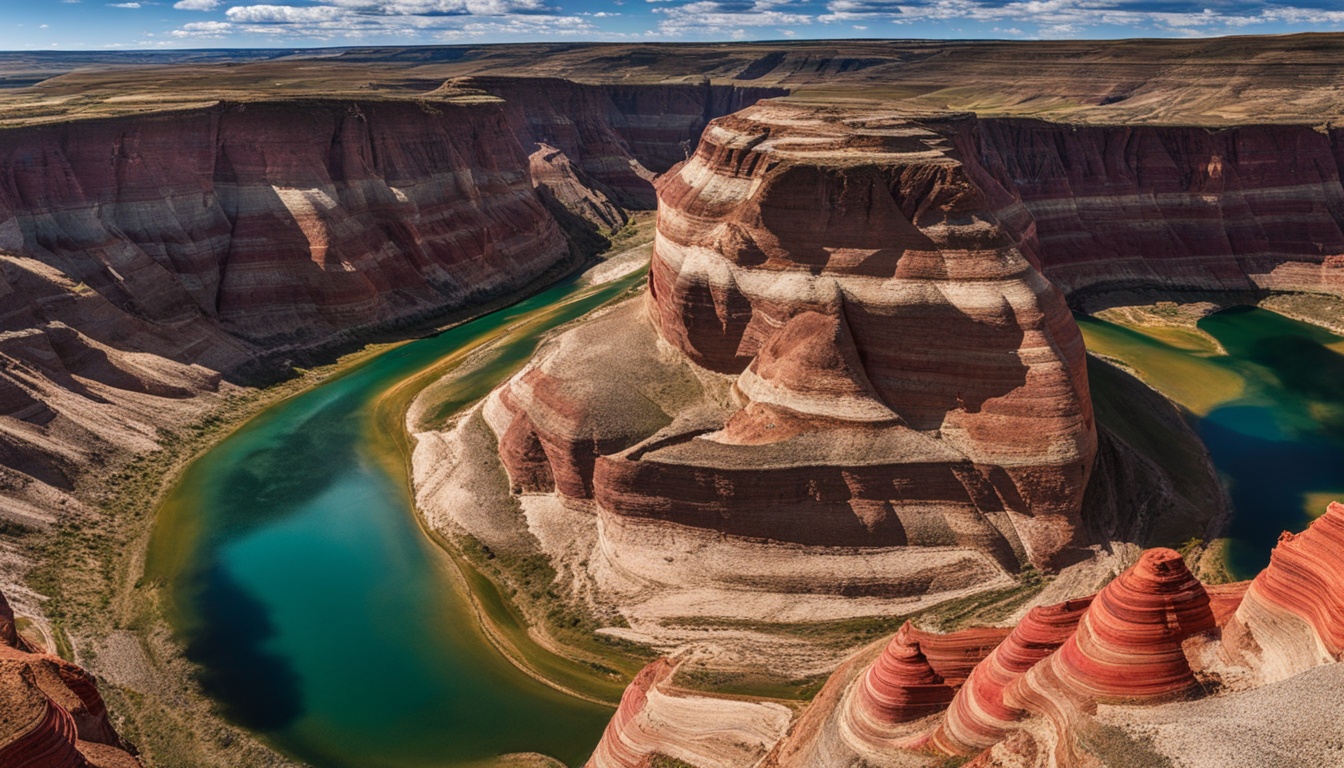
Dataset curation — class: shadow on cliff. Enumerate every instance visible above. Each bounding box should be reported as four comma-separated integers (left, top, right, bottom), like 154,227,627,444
181,560,304,732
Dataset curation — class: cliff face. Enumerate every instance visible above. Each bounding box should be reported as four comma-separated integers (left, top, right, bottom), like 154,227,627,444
733,504,1344,768
464,77,786,208
493,102,1098,570
0,589,141,768
0,99,571,351
964,120,1344,297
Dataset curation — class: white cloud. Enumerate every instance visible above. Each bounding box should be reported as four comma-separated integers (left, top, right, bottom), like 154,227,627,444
193,0,599,39
173,0,221,9
40,23,49,28
655,0,811,36
108,2,141,7
820,0,1344,34
171,20,233,36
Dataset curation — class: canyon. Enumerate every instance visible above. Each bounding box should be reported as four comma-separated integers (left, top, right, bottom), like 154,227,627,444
1,36,1344,768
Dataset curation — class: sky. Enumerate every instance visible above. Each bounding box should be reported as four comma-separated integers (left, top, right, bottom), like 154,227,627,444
5,0,1344,50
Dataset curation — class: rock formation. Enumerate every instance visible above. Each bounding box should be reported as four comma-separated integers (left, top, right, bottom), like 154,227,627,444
0,589,141,768
930,597,1093,756
586,658,791,768
962,120,1344,298
853,622,957,727
1222,501,1344,683
490,102,1098,574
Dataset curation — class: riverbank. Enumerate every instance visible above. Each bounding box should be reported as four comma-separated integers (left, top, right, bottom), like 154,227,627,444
5,218,649,768
1075,290,1344,581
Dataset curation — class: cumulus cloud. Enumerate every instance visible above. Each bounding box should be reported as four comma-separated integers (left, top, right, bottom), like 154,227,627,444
108,2,142,7
175,0,598,39
654,0,811,35
171,20,233,36
820,0,1344,34
173,0,221,9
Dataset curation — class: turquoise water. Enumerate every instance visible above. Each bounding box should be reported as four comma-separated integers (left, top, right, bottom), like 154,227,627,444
147,264,648,768
1079,306,1344,577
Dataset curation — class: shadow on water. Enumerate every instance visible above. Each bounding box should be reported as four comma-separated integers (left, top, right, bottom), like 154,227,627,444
147,264,650,768
181,559,305,732
1081,305,1344,579
1197,410,1343,575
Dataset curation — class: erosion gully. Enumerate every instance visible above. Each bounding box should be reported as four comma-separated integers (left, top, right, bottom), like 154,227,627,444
146,257,649,768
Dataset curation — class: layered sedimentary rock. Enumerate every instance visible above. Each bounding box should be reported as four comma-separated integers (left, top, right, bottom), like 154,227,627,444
853,622,957,726
986,550,1212,765
1222,501,1344,683
586,658,791,768
0,99,572,350
492,102,1098,571
0,589,140,768
464,77,786,207
931,597,1093,756
963,120,1344,297
1009,548,1215,708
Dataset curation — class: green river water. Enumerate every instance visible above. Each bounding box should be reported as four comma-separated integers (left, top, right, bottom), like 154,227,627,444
146,261,649,768
1079,306,1344,577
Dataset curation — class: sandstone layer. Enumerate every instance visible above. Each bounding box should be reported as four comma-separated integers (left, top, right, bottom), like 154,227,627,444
489,101,1099,577
0,589,141,768
585,658,792,768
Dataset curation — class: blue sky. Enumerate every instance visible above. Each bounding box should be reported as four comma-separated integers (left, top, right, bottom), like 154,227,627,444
5,0,1344,49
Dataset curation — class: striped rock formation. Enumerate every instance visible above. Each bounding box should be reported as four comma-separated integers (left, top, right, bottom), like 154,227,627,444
1007,549,1215,708
586,659,791,768
492,102,1098,571
0,590,140,768
931,597,1094,756
966,120,1344,298
852,622,957,727
1222,501,1344,683
841,621,1011,753
997,549,1215,766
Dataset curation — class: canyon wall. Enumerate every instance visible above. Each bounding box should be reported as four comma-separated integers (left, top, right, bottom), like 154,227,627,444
462,77,786,207
963,119,1344,297
0,82,778,533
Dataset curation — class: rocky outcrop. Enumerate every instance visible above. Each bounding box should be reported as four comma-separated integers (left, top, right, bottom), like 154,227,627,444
0,589,140,768
997,549,1215,766
853,622,957,727
493,102,1097,570
1222,501,1344,683
586,658,791,768
752,549,1224,768
931,597,1093,756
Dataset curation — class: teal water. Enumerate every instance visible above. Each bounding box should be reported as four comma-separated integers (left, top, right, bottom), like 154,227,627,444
1079,306,1344,578
147,263,648,768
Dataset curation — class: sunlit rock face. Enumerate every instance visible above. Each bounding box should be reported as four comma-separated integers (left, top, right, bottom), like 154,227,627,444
0,589,142,768
931,597,1094,756
585,658,791,768
494,102,1098,571
965,120,1344,297
1222,501,1344,683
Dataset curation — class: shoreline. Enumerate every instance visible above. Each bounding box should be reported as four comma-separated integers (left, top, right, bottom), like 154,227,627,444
15,240,625,768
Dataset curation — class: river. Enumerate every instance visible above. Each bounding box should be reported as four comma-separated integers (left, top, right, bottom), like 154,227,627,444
145,256,650,768
1078,306,1344,577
